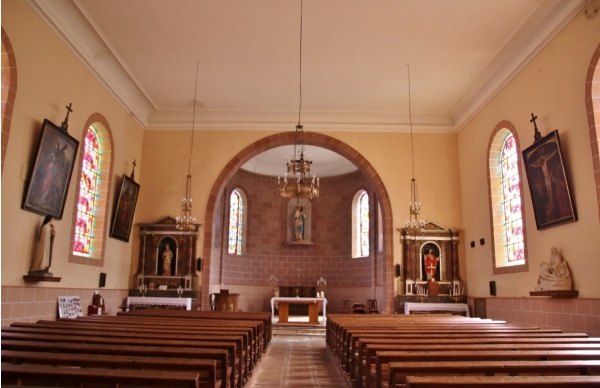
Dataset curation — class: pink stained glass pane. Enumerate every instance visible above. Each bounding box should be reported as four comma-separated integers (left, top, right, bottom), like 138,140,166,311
228,190,243,255
73,127,100,255
359,191,369,257
500,133,524,264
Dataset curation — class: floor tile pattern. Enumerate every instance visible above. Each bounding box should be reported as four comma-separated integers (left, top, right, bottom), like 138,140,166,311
247,335,350,388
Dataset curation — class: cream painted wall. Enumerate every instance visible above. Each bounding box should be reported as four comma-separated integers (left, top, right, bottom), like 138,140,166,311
139,128,463,290
1,1,144,289
458,12,600,298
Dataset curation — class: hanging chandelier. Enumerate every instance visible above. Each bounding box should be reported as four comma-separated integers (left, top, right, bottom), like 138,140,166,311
176,63,199,231
404,64,426,235
277,0,319,201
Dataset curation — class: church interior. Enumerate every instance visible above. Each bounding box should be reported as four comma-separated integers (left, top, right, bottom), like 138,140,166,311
2,1,600,384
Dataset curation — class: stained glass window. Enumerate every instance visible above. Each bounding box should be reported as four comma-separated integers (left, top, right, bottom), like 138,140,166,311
500,134,524,264
228,189,244,255
352,190,369,258
73,127,100,255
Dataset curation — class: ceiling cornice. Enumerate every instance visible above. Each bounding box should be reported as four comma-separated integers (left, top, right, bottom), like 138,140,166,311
27,0,586,133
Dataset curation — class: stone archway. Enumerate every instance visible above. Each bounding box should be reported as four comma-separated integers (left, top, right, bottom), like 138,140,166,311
200,132,395,313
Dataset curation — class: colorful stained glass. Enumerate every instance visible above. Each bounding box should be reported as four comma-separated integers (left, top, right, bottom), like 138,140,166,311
228,189,243,255
73,127,100,255
500,134,524,264
357,191,369,257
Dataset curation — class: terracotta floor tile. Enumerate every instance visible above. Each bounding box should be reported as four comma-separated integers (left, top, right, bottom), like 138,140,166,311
247,335,349,388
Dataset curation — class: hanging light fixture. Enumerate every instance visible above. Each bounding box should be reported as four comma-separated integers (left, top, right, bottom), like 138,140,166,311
176,63,199,231
277,0,319,200
404,64,426,234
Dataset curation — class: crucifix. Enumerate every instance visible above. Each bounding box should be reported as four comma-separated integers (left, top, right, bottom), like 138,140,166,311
530,112,542,142
61,102,73,132
130,159,137,181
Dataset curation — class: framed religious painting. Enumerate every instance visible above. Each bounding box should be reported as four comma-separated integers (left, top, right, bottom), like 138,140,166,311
110,174,140,242
522,130,577,230
22,119,79,219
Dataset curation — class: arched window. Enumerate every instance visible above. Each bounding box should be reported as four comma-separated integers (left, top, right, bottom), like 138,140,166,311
69,114,114,267
2,28,17,175
228,188,246,255
352,189,369,258
73,127,100,256
488,122,528,274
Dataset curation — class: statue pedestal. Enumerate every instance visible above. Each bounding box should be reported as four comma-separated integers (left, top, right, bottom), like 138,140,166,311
529,290,578,298
23,270,61,282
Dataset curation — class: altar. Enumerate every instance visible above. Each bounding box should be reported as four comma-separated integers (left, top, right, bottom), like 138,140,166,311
126,296,192,311
271,297,327,325
404,302,469,317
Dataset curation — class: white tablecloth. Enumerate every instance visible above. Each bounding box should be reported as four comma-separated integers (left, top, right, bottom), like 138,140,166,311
404,302,469,317
127,297,192,311
271,297,328,325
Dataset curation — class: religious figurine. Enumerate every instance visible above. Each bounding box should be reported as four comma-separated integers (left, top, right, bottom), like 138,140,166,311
534,247,573,291
29,216,55,274
424,248,438,280
162,243,173,276
293,206,305,241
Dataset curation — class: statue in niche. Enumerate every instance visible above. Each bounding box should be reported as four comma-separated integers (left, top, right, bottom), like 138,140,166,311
535,247,573,291
158,237,176,276
293,206,305,241
421,243,440,281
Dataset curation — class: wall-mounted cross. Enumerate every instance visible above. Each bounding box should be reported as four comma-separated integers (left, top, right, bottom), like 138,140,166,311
530,112,541,142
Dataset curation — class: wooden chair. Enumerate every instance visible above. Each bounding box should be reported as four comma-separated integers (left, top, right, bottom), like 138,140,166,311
367,299,379,314
340,300,350,314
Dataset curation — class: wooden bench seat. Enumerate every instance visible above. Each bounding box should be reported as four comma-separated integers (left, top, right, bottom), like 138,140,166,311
373,350,600,388
404,375,600,387
387,360,600,388
1,339,231,388
4,324,245,388
2,349,221,388
1,362,201,388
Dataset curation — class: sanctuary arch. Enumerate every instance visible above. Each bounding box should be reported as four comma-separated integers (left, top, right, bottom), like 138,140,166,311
200,132,395,313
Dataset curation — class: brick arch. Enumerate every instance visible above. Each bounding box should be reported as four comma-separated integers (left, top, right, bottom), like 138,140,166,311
585,43,600,222
200,131,395,312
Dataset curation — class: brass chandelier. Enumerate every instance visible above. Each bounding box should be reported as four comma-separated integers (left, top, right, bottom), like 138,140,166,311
277,0,319,201
404,64,426,235
176,63,199,231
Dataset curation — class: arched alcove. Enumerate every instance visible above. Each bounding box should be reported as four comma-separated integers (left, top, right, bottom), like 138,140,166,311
200,132,395,313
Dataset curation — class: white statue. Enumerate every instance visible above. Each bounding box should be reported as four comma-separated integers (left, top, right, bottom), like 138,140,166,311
535,247,572,291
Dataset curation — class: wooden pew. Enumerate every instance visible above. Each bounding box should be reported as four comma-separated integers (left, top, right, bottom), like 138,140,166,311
404,375,600,387
373,350,600,388
4,324,245,388
387,360,600,388
2,350,220,388
2,362,201,388
357,337,600,388
1,339,231,388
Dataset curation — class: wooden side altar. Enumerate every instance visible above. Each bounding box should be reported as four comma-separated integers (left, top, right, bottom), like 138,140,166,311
271,297,327,325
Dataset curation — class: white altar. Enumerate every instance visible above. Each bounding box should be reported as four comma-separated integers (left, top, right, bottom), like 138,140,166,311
404,302,469,317
126,296,192,311
271,297,327,325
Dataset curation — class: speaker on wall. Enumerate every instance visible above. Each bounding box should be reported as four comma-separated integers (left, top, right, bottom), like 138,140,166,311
489,280,496,296
196,258,202,271
394,263,401,278
99,272,106,288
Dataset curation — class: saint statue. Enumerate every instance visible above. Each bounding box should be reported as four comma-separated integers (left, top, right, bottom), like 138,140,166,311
30,216,55,274
424,248,438,280
293,206,305,241
162,243,173,276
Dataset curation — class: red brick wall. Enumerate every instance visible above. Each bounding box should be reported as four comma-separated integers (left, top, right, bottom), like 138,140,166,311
215,170,379,308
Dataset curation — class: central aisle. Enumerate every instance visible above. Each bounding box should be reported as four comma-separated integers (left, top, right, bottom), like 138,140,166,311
246,335,350,388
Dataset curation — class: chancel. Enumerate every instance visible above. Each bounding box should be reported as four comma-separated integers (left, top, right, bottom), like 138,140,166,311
3,1,600,387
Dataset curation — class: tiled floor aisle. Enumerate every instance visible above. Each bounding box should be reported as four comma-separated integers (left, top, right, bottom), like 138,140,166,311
246,335,350,388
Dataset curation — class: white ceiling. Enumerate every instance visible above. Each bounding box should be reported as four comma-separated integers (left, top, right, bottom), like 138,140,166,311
27,0,587,176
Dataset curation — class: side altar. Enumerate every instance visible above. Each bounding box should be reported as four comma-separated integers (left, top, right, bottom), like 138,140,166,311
131,217,200,308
